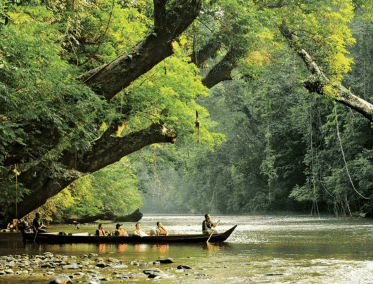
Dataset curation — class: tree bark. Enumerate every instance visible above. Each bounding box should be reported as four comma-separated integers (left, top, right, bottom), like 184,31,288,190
2,0,202,225
62,208,143,224
202,48,238,88
7,123,176,223
2,0,252,225
82,0,202,102
190,37,222,67
279,20,373,122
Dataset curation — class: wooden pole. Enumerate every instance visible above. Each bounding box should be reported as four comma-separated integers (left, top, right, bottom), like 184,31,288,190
206,219,220,243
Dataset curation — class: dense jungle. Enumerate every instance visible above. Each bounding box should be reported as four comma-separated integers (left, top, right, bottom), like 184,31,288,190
1,0,373,225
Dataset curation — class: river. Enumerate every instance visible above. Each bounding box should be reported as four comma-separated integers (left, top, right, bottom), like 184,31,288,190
1,214,373,283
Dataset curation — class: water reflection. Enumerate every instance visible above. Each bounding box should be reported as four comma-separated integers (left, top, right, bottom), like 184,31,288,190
98,244,106,253
158,244,168,253
203,242,230,250
134,244,147,252
2,215,373,284
116,244,126,252
132,244,169,253
204,242,220,251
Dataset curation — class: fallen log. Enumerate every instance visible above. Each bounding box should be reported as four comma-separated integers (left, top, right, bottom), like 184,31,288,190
63,208,143,224
114,208,143,222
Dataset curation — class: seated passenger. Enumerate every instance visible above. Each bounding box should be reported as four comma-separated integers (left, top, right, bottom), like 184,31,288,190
202,214,217,234
32,212,47,233
96,223,109,236
115,223,128,236
153,222,167,236
133,223,149,237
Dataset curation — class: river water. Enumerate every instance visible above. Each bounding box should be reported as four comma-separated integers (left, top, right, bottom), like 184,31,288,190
1,214,373,283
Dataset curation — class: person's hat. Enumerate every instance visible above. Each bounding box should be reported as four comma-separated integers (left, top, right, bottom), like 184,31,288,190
116,223,122,229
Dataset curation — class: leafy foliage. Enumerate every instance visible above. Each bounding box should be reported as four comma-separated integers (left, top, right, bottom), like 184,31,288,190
2,0,373,222
39,157,142,220
138,17,373,216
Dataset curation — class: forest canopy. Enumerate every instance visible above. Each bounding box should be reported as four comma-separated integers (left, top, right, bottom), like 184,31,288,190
1,0,373,224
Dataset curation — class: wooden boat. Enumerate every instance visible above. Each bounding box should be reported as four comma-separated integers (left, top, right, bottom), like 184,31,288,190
23,225,237,244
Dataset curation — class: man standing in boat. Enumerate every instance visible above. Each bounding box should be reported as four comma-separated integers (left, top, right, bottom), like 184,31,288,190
202,214,218,234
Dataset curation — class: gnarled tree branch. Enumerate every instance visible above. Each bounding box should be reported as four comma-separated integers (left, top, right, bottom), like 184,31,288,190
279,19,373,122
82,0,202,102
11,123,176,220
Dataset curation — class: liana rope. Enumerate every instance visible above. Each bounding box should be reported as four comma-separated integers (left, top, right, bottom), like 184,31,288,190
334,105,370,200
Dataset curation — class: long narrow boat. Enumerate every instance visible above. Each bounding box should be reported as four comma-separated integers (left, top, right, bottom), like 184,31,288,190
23,225,237,244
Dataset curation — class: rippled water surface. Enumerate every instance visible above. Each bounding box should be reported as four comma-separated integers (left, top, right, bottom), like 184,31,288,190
1,214,373,283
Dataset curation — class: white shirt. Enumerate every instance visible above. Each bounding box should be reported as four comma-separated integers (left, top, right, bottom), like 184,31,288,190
133,229,148,236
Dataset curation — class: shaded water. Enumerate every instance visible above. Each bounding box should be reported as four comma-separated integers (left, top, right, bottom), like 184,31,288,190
1,214,373,283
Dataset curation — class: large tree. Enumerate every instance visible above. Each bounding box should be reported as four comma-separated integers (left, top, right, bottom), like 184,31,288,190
1,0,373,224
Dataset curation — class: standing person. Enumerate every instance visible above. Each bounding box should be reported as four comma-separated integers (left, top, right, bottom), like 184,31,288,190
96,223,109,236
32,212,47,233
115,223,128,236
202,214,217,234
133,223,149,237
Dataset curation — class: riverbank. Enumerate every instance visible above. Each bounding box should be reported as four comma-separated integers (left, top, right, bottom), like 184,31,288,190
2,215,373,283
0,252,210,283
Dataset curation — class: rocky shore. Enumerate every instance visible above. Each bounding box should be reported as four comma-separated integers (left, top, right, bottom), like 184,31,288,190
0,252,208,283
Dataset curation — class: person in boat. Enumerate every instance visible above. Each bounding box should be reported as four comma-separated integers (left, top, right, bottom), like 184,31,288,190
202,214,217,234
115,223,128,236
156,222,167,235
133,223,149,237
150,222,168,236
96,223,110,236
32,212,47,233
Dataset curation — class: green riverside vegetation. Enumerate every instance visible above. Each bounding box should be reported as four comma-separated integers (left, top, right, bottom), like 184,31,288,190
1,0,373,223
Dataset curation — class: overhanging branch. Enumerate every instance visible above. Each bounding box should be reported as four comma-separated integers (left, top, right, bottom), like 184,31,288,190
279,20,373,122
81,0,202,102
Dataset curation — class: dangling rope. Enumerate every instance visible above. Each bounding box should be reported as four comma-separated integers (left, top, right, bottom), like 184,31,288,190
12,165,21,231
334,105,370,200
195,110,200,144
13,165,20,220
309,108,320,218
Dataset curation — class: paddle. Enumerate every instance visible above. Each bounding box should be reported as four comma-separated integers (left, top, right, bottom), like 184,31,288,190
33,230,38,243
206,219,220,243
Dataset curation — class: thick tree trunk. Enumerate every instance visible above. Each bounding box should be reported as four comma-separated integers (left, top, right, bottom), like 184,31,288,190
82,0,202,102
2,0,202,225
279,20,373,122
202,49,238,88
190,37,222,67
62,208,143,224
6,123,176,223
2,0,248,226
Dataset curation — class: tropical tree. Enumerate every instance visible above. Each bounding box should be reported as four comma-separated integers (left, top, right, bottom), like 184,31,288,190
1,0,373,224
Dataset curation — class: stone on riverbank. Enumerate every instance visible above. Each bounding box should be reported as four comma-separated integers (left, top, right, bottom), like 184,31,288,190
157,257,174,264
111,263,128,269
143,268,162,274
0,253,194,283
49,275,72,284
177,264,193,269
62,264,83,270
